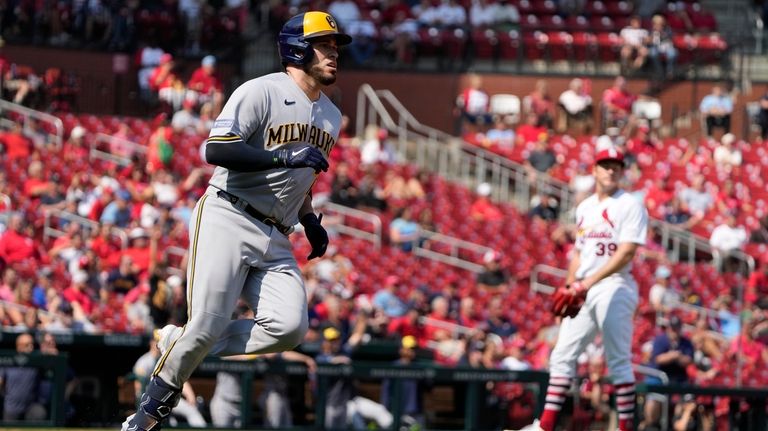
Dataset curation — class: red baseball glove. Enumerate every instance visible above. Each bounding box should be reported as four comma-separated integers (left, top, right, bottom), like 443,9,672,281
551,282,587,318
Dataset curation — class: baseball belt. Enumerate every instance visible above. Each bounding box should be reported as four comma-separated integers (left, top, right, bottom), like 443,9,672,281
216,190,293,235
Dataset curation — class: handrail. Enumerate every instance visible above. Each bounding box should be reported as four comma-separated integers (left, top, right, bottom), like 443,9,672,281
633,364,671,431
0,99,64,148
316,201,382,248
356,84,574,214
43,209,128,249
414,230,493,273
418,316,476,339
91,133,147,167
530,264,567,294
356,84,755,277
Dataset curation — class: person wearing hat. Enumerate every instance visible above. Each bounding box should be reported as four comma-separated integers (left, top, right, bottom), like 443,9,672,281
477,250,510,294
712,132,742,173
316,326,393,430
640,314,694,431
380,335,425,429
648,265,679,313
515,145,648,431
187,55,223,116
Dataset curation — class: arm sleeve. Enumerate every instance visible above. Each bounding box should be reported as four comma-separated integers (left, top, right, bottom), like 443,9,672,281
204,133,280,171
204,79,279,171
617,198,648,245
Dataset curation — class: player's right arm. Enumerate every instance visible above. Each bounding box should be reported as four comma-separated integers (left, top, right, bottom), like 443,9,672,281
565,248,581,286
204,80,328,173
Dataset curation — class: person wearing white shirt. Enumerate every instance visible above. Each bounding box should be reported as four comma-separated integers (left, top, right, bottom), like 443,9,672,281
436,0,467,27
678,174,714,216
470,0,498,28
558,78,593,133
619,16,648,73
709,211,748,273
713,133,742,172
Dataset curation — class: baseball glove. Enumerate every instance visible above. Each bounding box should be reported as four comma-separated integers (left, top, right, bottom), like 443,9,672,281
551,282,587,318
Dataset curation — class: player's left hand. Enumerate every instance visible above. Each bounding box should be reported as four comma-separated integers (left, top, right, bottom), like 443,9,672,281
552,281,587,318
301,213,328,260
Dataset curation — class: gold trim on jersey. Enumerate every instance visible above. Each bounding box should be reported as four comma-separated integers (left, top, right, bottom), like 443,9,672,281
152,194,208,377
206,134,243,144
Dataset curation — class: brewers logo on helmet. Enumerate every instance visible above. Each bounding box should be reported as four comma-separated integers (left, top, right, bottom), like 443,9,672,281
278,12,353,65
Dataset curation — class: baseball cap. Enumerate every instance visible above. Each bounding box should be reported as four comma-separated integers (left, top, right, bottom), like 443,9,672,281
594,147,625,165
477,182,492,197
401,335,417,349
655,265,671,279
129,227,148,240
483,250,502,264
323,327,341,341
202,55,216,67
117,189,131,201
70,126,85,139
159,53,173,64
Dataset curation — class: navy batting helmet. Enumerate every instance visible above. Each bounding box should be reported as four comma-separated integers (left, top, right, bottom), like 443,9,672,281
278,11,352,65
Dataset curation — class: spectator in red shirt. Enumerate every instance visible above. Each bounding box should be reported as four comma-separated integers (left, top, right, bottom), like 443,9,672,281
716,179,752,215
470,182,503,222
644,172,674,219
148,53,175,93
0,214,40,266
187,55,224,117
515,112,547,146
62,270,95,316
88,224,120,262
23,160,55,199
121,227,152,276
746,259,768,309
525,79,556,130
602,76,636,131
62,126,89,162
0,122,32,160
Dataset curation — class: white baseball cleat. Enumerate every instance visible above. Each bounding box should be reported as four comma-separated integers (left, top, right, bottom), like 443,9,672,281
505,419,545,431
154,324,181,356
121,413,136,431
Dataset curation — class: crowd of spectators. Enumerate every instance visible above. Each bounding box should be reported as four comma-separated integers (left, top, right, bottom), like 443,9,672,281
0,0,247,55
267,0,723,72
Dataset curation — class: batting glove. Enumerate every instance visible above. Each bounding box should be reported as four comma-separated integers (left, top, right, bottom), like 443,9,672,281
274,145,329,173
301,213,328,260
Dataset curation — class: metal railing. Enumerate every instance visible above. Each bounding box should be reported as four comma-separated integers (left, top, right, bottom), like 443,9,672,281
0,99,64,148
356,84,757,275
633,365,671,431
530,264,567,294
91,132,147,166
414,230,494,273
317,201,383,248
355,84,574,214
43,209,128,249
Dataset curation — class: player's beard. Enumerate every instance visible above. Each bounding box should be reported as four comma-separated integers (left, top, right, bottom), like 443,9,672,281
304,62,336,86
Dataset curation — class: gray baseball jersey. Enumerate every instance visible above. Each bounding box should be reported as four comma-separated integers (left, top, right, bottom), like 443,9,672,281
207,72,341,226
152,72,341,391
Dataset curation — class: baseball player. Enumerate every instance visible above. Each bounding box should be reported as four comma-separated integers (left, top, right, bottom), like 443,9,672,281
121,11,351,431
512,147,648,431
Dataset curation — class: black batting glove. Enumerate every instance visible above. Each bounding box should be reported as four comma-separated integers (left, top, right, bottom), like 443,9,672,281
274,145,329,173
301,213,328,260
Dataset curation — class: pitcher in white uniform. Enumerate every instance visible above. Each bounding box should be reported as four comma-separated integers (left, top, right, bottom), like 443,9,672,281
121,11,351,431
513,146,648,431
